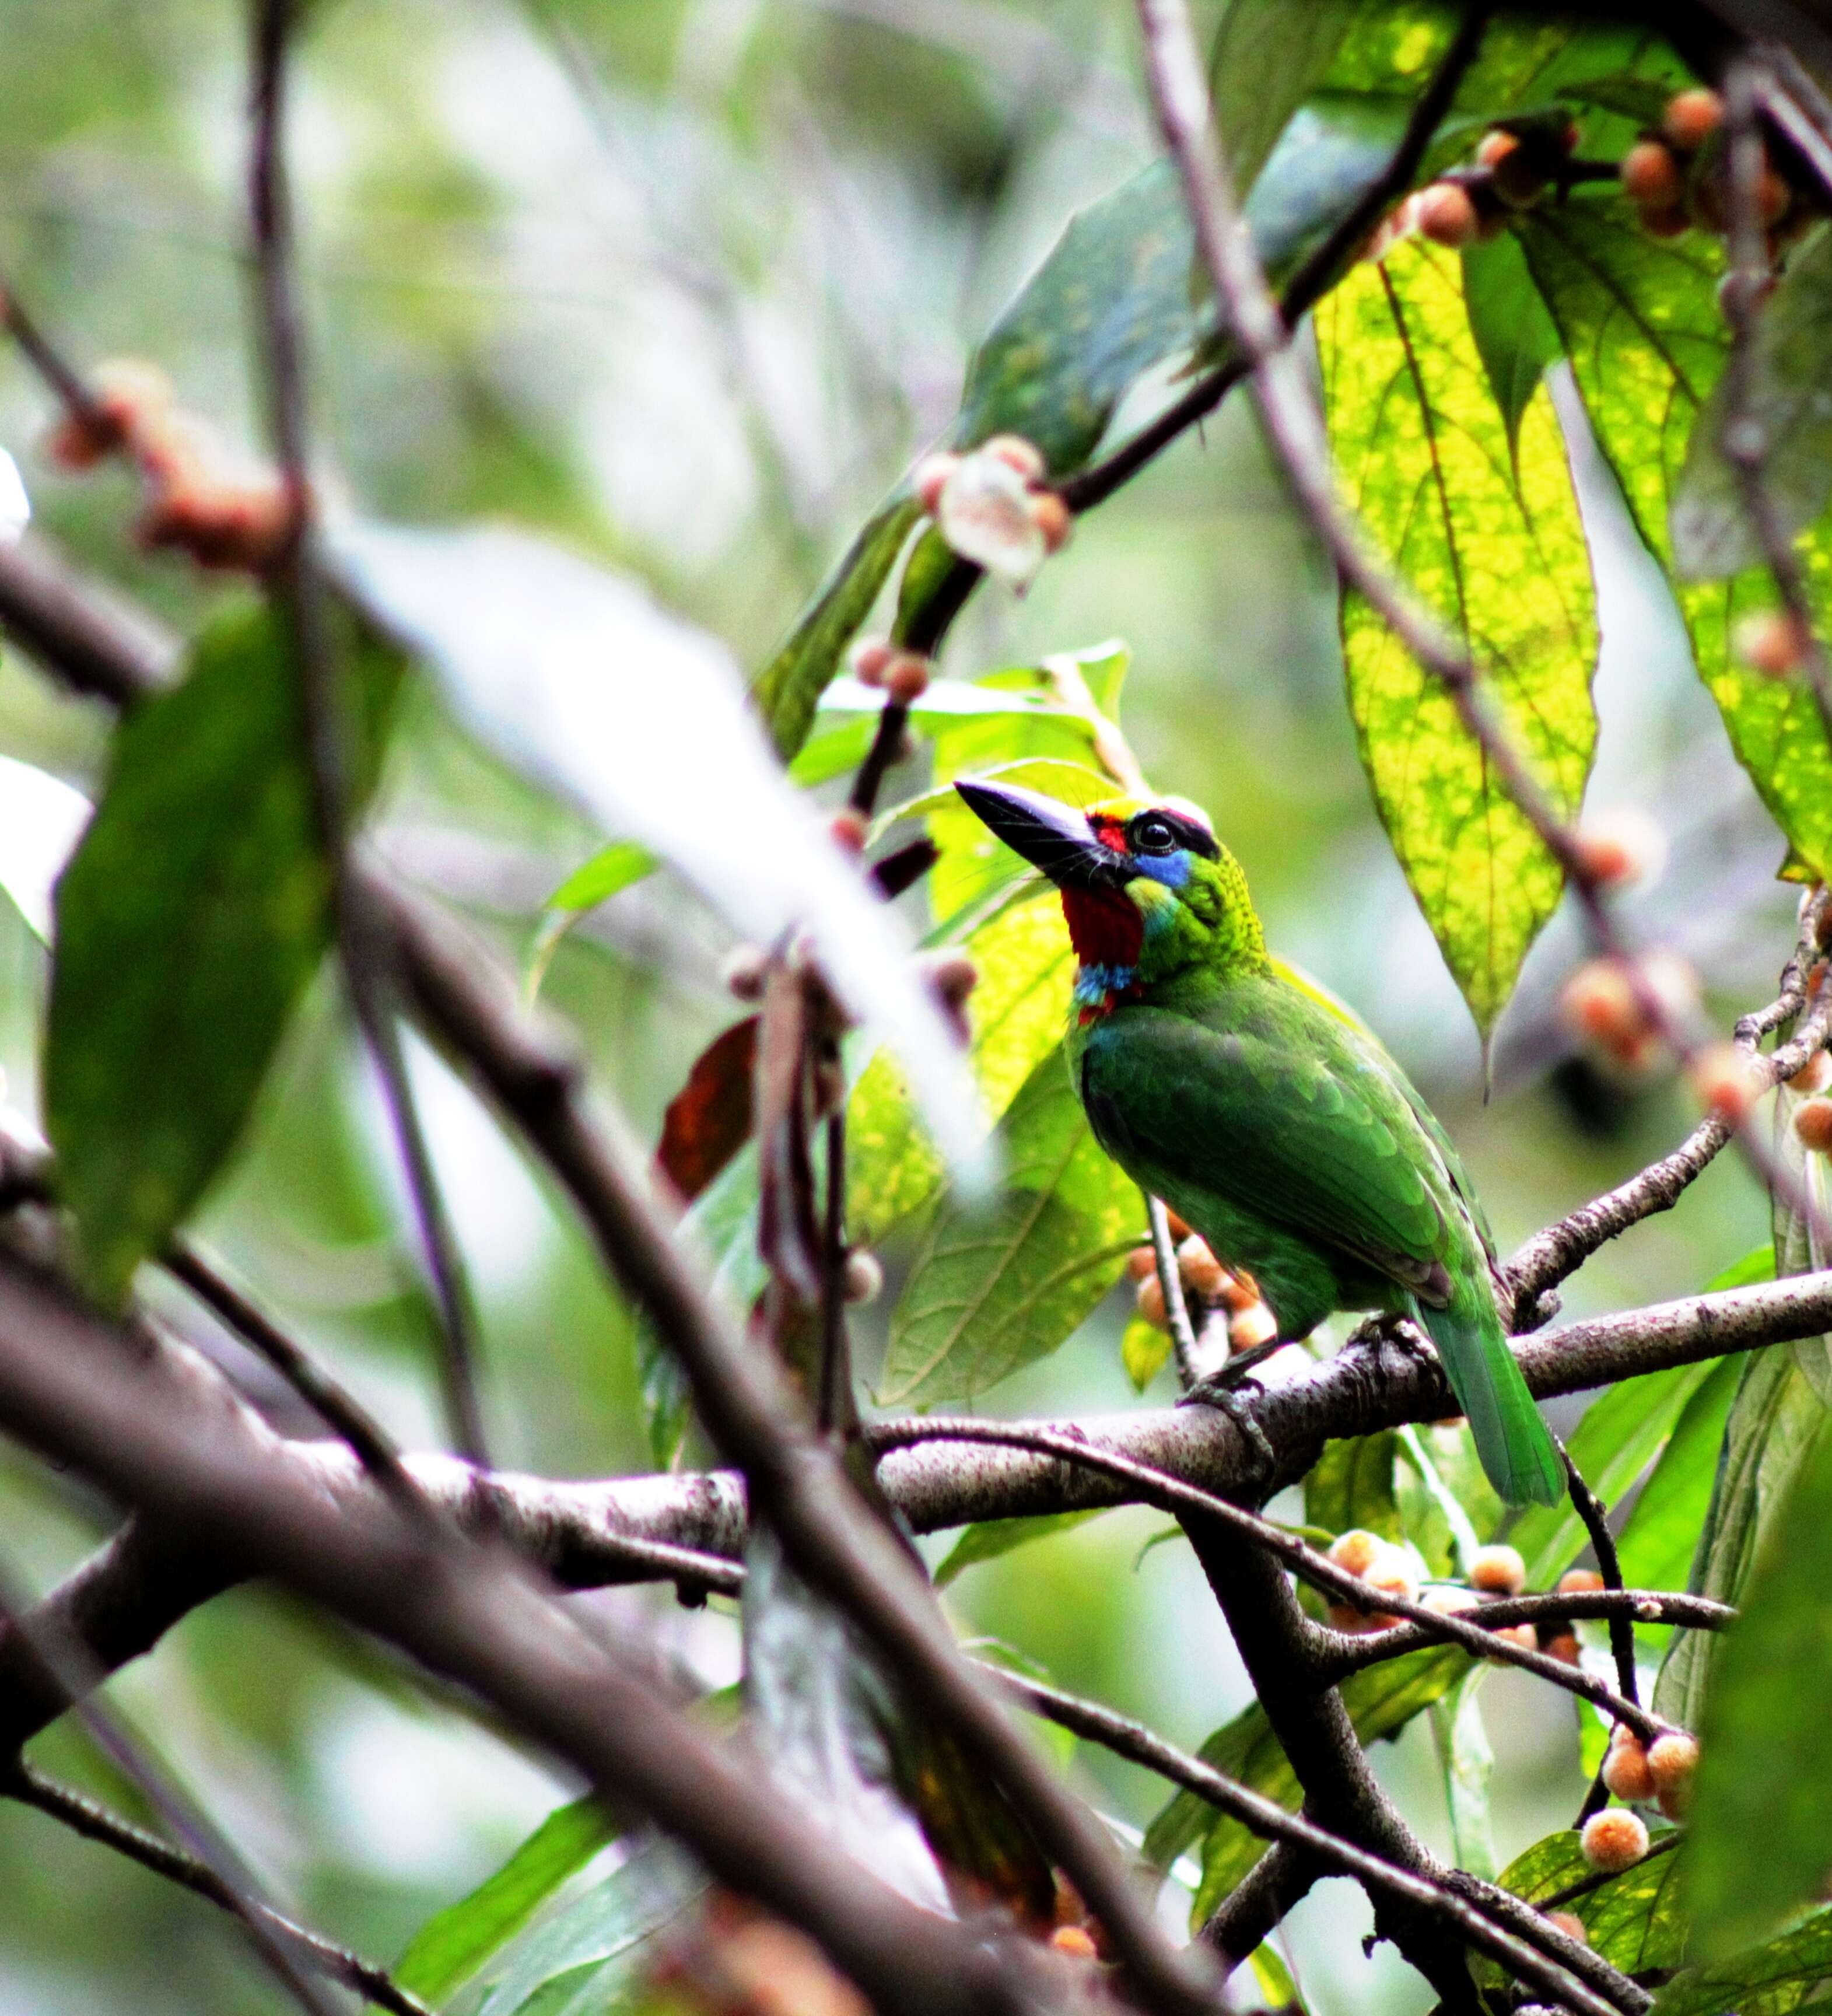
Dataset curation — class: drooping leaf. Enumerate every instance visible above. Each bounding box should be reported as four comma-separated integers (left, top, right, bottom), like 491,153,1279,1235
745,1527,1052,1925
1207,0,1370,201
1317,236,1599,1035
0,754,89,944
637,1142,768,1469
1520,197,1832,883
1656,1909,1832,2016
1305,1430,1403,1544
1431,1668,1497,1880
328,520,985,1186
46,600,401,1300
395,1797,612,2006
1654,1345,1828,1733
1689,1424,1832,1955
656,1017,758,1205
1462,232,1562,463
1673,226,1832,581
1509,1358,1721,1590
880,1044,1141,1406
933,1510,1107,1588
742,1528,951,1913
1145,1645,1469,1920
1121,1310,1173,1392
472,1837,702,2016
749,496,922,760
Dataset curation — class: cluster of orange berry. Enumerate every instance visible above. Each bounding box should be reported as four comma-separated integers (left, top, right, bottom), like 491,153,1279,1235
1578,1723,1701,1875
1125,1213,1279,1355
1322,1534,1600,1661
44,359,293,571
1618,88,1799,241
1409,118,1583,249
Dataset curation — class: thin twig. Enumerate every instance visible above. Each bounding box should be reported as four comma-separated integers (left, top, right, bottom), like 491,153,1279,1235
0,1559,342,2016
850,701,911,818
1557,1437,1638,1708
5,1761,430,2016
872,1416,1665,1740
1505,892,1832,1320
163,1241,414,1497
983,1664,1645,2016
1146,1192,1202,1388
1539,1830,1681,1914
248,0,492,1467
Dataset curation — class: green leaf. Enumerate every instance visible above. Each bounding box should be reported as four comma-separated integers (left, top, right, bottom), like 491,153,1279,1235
639,1143,766,1467
46,601,400,1300
1462,233,1561,463
880,1044,1142,1406
1317,236,1598,1035
954,159,1206,477
1491,1825,1686,1976
1616,1354,1744,1604
472,1838,702,2016
846,891,1079,1252
0,753,89,944
1431,1669,1497,1880
1207,0,1368,201
1145,1646,1469,1917
933,1511,1106,1588
1509,1359,1720,1590
1520,198,1832,883
1658,1909,1832,2016
544,839,657,914
1305,1431,1403,1544
1121,1311,1173,1392
1690,1424,1832,1954
1654,1346,1829,1732
1673,226,1832,580
749,497,922,760
395,1797,612,2006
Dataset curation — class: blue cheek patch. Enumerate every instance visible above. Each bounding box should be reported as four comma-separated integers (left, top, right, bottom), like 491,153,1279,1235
1134,850,1192,890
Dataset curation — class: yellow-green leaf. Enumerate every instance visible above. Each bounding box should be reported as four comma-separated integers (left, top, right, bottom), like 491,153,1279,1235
1318,236,1599,1036
1520,197,1832,883
880,1044,1140,1406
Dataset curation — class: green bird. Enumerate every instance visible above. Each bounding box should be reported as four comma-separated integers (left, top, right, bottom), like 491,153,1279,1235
955,779,1563,1508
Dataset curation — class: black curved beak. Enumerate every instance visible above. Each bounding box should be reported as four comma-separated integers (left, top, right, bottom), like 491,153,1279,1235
954,779,1125,890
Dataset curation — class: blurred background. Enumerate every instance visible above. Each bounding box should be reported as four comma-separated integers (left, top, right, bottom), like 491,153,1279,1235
0,2,1796,2011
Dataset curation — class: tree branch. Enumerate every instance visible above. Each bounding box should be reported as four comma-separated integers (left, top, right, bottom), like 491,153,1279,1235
0,1254,1053,2016
4,1760,430,2016
986,1664,1641,2016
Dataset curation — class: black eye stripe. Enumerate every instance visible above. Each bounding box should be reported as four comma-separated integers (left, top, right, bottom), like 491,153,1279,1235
1125,808,1218,860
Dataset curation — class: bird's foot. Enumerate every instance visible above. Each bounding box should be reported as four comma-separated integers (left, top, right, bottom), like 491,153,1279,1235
1179,1357,1278,1486
1358,1311,1434,1376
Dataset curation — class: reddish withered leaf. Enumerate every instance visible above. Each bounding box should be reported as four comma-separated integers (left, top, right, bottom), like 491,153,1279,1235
657,1016,758,1202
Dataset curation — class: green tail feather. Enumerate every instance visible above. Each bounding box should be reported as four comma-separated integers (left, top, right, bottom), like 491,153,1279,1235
1411,1279,1563,1508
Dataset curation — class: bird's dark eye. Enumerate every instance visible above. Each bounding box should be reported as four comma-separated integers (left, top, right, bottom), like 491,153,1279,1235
1131,813,1178,855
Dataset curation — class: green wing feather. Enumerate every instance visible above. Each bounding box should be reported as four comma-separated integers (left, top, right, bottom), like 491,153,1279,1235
1079,983,1561,1506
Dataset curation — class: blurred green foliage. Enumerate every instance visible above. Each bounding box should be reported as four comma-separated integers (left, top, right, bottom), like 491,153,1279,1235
0,4,1816,2014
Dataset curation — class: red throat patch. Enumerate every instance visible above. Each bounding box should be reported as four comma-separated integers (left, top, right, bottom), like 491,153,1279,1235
1060,885,1144,969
